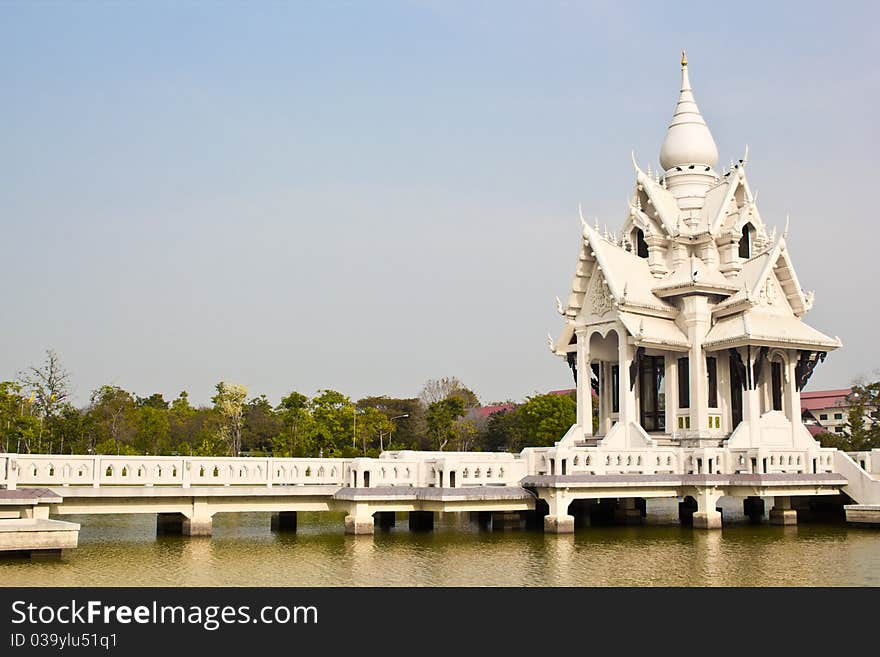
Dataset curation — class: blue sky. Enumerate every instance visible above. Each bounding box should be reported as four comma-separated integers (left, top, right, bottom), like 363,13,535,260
1,1,877,406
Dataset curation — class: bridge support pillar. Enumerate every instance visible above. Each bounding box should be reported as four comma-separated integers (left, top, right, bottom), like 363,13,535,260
769,496,797,526
692,488,723,530
542,490,574,534
344,503,374,535
271,511,297,532
408,511,434,532
183,498,213,536
344,515,374,535
182,517,213,536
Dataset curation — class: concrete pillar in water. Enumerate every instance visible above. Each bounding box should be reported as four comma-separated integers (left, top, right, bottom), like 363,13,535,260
182,517,213,536
271,511,298,532
692,488,722,530
344,503,374,535
542,490,574,534
769,496,797,526
182,498,214,536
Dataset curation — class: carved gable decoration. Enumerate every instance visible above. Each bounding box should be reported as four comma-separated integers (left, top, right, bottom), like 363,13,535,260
585,269,615,318
757,273,791,314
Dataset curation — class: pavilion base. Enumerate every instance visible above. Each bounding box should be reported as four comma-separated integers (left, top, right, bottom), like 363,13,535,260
0,518,79,555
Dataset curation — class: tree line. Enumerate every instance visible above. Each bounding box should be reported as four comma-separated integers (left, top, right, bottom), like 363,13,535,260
0,350,575,457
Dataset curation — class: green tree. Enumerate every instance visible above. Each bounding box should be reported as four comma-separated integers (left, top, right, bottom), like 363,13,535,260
355,407,394,456
137,393,169,410
425,397,465,451
133,405,171,454
0,381,41,453
310,389,354,457
88,385,136,454
518,392,576,447
241,395,282,454
275,391,315,456
484,408,524,452
357,396,424,450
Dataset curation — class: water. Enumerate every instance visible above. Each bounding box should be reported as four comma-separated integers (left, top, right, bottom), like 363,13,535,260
1,513,878,587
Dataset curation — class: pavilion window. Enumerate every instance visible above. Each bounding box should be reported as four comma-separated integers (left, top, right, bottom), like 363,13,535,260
771,361,783,411
738,223,753,258
635,228,649,258
706,356,717,408
611,365,620,413
678,357,690,408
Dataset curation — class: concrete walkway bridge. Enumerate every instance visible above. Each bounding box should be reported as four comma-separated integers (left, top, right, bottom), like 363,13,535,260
1,444,878,556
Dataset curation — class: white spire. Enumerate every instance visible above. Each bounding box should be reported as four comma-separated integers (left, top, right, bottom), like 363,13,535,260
659,51,718,172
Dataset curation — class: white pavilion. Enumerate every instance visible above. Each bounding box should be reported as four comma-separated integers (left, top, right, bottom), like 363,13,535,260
551,52,841,455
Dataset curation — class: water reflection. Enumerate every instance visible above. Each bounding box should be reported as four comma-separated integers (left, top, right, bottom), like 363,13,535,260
0,512,877,587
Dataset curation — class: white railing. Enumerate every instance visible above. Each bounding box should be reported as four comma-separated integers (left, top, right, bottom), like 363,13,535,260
846,450,880,475
563,448,683,476
0,444,855,492
1,454,353,489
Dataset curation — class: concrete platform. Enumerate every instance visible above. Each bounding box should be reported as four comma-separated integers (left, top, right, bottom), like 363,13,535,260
0,487,63,506
844,504,880,527
0,518,80,554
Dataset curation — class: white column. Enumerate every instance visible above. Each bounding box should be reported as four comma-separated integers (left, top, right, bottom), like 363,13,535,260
785,351,801,422
682,296,711,434
742,347,762,447
598,362,609,435
575,326,592,437
718,355,730,434
665,355,677,435
618,329,636,426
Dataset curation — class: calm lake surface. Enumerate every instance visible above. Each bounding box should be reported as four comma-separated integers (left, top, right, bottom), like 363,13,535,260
2,513,878,586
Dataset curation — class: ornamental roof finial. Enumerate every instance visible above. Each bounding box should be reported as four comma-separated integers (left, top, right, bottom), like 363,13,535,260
659,52,718,172
681,50,687,67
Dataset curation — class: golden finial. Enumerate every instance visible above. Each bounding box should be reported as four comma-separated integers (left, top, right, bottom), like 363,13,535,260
681,50,688,67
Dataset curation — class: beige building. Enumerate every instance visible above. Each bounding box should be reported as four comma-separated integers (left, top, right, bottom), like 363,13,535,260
801,388,878,437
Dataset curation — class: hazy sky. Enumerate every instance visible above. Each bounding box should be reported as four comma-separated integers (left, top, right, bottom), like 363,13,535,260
2,1,878,407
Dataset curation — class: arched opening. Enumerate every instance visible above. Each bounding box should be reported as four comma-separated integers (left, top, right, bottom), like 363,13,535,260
634,228,649,258
589,329,621,435
738,223,755,258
